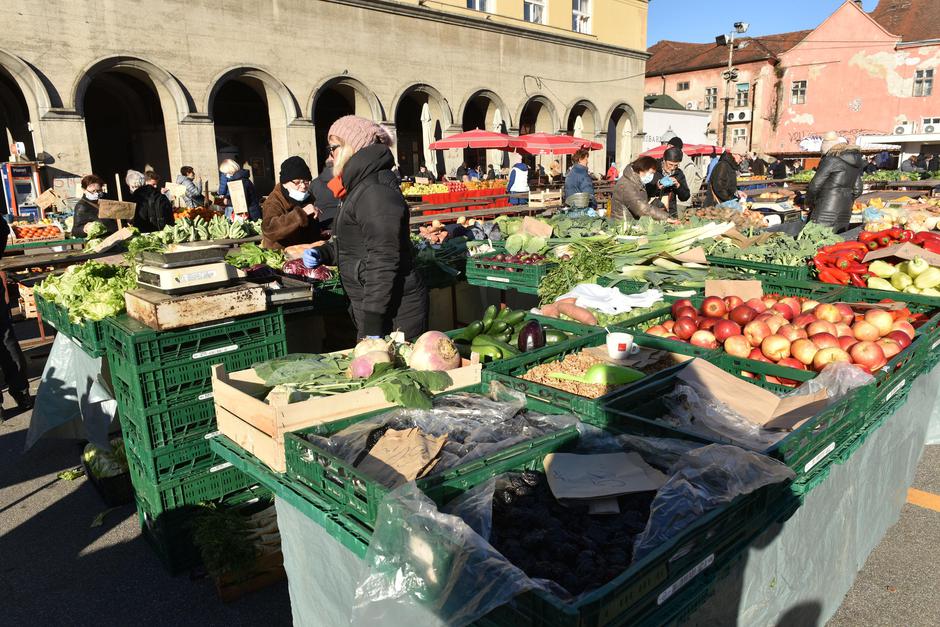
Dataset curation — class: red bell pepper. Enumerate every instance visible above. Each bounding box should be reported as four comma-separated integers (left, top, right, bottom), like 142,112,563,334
819,267,850,285
899,229,914,243
820,241,869,254
858,231,877,243
849,272,868,287
922,239,940,255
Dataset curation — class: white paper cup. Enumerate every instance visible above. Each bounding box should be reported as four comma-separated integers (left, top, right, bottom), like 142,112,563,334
606,332,640,360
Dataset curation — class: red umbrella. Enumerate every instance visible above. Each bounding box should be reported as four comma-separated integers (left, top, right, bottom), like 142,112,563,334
511,133,601,155
428,129,513,150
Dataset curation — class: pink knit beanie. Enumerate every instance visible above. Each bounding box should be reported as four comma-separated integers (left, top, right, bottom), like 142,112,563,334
327,115,394,153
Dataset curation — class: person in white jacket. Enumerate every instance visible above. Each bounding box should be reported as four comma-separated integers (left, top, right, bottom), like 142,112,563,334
506,153,530,205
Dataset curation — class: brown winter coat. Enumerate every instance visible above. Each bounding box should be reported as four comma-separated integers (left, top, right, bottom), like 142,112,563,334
611,169,669,221
261,185,322,250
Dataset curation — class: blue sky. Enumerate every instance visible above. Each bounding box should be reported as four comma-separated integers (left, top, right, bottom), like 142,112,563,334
648,0,878,45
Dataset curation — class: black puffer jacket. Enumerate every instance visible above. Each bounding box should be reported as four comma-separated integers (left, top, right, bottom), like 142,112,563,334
315,144,427,340
807,146,864,231
131,185,174,233
310,165,340,228
709,152,739,203
72,197,118,237
645,165,690,216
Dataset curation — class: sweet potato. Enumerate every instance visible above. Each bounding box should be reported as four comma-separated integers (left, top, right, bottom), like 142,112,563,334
556,302,597,325
539,303,560,318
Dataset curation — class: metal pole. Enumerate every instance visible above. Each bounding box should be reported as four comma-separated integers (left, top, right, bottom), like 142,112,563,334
721,32,735,147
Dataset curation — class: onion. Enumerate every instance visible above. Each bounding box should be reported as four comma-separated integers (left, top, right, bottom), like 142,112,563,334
407,331,462,371
352,338,392,359
348,351,391,379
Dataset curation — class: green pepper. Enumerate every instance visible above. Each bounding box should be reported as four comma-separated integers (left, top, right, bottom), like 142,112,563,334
452,320,484,343
544,329,570,345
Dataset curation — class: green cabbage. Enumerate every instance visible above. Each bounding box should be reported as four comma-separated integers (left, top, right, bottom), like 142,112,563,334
83,438,128,479
84,221,108,239
35,261,136,322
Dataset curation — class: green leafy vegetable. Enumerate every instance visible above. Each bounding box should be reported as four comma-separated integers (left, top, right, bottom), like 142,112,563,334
84,221,108,240
225,243,285,269
36,261,136,322
82,438,128,479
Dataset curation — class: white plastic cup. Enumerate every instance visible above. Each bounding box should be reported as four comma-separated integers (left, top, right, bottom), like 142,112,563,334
606,332,640,360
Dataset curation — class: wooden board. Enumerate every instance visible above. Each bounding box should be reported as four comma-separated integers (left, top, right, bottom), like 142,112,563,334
212,355,483,473
124,283,267,331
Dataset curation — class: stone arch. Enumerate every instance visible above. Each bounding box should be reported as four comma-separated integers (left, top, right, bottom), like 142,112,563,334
565,99,600,137
390,84,454,132
0,48,52,117
517,94,559,135
206,66,300,124
606,102,639,168
309,75,384,123
392,83,453,177
459,88,512,172
71,55,193,121
458,88,511,131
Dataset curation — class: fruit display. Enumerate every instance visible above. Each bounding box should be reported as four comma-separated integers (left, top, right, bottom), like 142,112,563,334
11,222,64,241
403,183,448,197
173,206,221,221
450,305,572,361
644,295,921,384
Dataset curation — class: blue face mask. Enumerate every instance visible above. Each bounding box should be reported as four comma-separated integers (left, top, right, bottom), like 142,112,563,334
640,171,655,185
288,189,309,202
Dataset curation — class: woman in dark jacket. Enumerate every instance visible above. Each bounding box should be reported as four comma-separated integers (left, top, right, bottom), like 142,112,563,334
127,170,174,233
611,157,670,221
261,156,322,250
304,115,427,340
72,174,117,237
644,146,690,216
806,141,865,232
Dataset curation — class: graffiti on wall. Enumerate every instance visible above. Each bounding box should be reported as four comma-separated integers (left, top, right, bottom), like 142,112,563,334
789,128,889,152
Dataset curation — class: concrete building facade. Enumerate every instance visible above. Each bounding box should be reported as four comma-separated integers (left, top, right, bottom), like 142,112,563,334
0,0,648,197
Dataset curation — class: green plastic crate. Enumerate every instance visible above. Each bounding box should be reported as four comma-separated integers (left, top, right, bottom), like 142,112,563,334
113,377,217,455
123,433,216,484
465,256,555,295
600,359,868,491
34,294,108,357
284,386,580,530
482,332,716,421
705,255,810,281
109,341,285,411
103,311,285,371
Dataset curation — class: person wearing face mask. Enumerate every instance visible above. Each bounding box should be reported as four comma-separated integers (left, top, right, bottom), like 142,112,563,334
260,156,322,250
72,174,118,237
611,156,670,221
645,146,690,217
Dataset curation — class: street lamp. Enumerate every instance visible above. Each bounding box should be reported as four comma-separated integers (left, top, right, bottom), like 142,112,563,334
718,21,749,147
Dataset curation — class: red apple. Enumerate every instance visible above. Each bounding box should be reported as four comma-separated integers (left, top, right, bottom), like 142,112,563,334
801,299,820,313
662,320,675,332
877,338,901,359
675,306,698,320
765,314,788,334
781,297,803,318
834,303,856,326
773,302,795,321
745,298,768,314
864,309,894,337
748,348,773,363
852,320,880,342
646,324,668,337
663,333,681,340
839,336,859,351
673,317,698,340
777,357,807,386
813,347,852,371
724,295,744,311
887,330,912,349
713,320,742,343
806,320,837,337
814,303,842,324
671,298,694,319
690,330,718,349
778,324,808,342
724,334,752,357
891,320,916,340
698,318,719,331
761,335,792,361
809,332,840,349
792,313,817,329
832,323,853,338
850,341,887,372
744,320,772,347
762,297,779,310
740,371,757,379
701,296,728,319
730,305,757,326
791,339,819,366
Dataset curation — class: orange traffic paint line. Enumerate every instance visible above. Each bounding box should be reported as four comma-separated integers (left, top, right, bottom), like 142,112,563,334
907,488,940,513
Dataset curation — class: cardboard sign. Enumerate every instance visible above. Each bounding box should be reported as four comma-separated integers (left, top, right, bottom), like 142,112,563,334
35,189,65,211
671,246,707,264
705,279,763,301
676,359,829,432
98,200,136,220
227,179,249,216
355,428,447,489
544,452,667,502
863,242,940,267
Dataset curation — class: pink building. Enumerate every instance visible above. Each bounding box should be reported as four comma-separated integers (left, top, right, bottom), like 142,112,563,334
645,0,940,156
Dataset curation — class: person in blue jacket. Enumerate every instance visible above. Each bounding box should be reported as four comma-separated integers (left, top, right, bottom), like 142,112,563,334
218,159,262,220
506,153,529,205
564,149,596,208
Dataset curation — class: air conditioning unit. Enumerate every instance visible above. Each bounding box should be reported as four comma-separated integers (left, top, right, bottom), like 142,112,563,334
726,111,752,123
894,122,916,135
686,101,698,110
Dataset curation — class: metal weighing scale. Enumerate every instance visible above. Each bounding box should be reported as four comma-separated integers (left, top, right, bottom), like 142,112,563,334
135,243,243,295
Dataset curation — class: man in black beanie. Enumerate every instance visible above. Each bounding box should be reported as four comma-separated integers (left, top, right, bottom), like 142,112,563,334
260,156,322,250
645,145,690,217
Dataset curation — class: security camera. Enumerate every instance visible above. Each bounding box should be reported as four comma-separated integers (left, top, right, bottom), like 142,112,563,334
734,22,749,34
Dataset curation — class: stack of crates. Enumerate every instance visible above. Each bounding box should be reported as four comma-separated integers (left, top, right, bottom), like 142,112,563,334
103,310,288,572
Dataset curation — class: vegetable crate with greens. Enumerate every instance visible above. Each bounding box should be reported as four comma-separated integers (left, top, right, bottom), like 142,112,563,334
81,438,133,507
482,332,714,422
448,305,588,363
600,359,870,495
283,384,580,531
466,253,554,295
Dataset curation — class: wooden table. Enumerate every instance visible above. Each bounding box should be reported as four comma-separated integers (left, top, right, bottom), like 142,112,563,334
7,237,85,252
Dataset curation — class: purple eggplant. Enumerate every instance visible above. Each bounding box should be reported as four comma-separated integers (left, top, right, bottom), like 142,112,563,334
517,320,546,352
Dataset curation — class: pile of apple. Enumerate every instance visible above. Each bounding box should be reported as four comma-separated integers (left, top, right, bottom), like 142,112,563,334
645,294,916,383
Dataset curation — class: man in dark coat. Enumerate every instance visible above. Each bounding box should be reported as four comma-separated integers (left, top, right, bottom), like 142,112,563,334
709,145,746,204
807,142,865,232
644,145,690,216
307,116,427,340
768,159,788,180
751,154,768,176
310,161,340,229
927,154,940,173
128,170,174,233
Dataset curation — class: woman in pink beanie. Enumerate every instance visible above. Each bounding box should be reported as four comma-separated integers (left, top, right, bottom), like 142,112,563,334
302,115,428,340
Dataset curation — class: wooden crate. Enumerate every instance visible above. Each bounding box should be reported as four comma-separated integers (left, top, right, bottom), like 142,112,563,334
124,284,266,331
527,190,562,208
18,283,37,319
212,354,482,473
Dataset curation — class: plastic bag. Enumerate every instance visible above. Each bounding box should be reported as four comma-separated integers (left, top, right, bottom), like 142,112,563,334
304,382,577,482
633,444,795,560
786,360,873,403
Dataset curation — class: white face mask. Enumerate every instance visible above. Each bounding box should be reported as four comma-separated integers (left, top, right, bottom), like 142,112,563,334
85,192,100,201
640,171,655,185
287,188,309,202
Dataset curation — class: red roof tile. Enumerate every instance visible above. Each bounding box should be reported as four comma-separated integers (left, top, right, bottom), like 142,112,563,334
646,31,810,76
871,0,940,43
